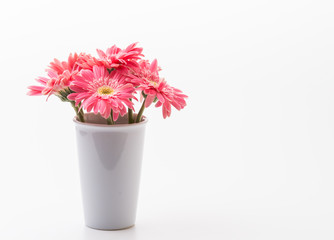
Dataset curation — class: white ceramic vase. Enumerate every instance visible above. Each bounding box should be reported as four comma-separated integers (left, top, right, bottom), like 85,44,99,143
73,113,147,230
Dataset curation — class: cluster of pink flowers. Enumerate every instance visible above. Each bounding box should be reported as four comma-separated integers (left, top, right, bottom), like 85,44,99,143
28,43,187,124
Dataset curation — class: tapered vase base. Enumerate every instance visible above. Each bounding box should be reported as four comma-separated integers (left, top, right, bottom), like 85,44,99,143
86,224,135,231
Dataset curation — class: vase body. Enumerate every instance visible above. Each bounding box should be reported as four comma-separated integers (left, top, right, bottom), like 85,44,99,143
73,113,147,230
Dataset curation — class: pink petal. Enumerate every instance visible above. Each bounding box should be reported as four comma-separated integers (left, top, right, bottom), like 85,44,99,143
93,65,106,80
80,69,94,82
47,70,58,79
67,93,79,101
36,77,48,85
96,49,107,59
145,94,155,108
156,92,165,103
97,99,107,116
27,85,45,96
113,110,119,121
150,59,158,72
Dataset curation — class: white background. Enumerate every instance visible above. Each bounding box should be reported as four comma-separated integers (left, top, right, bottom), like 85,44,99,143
1,0,334,239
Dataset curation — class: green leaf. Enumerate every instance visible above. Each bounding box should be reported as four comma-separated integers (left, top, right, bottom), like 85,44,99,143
56,87,75,102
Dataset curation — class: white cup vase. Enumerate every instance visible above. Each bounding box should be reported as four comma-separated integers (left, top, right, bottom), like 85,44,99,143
73,113,147,230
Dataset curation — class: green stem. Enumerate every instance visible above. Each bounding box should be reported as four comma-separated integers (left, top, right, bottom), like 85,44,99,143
107,109,114,125
128,99,133,124
128,108,133,124
71,102,85,122
136,98,146,123
79,105,84,119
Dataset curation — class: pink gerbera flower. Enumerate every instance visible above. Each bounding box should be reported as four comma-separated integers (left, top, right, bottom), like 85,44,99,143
130,59,187,118
76,53,104,71
68,66,135,120
129,59,161,105
96,43,143,72
154,82,188,118
27,53,80,97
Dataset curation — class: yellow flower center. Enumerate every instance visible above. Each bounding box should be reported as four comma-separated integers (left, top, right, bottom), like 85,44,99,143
150,81,158,86
97,86,114,96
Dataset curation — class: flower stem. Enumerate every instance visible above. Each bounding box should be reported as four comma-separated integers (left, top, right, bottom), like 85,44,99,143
107,109,114,125
71,102,85,122
128,108,133,123
79,105,84,119
128,99,134,124
136,98,146,123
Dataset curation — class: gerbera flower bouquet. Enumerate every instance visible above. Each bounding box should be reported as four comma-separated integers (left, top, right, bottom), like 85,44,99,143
28,43,188,230
27,43,187,124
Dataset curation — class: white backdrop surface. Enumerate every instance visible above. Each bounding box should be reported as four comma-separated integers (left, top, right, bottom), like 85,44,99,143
1,0,334,239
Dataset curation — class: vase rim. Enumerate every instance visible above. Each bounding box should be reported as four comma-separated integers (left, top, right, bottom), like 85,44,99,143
73,113,148,128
